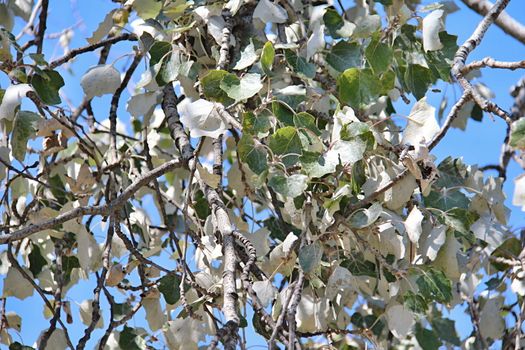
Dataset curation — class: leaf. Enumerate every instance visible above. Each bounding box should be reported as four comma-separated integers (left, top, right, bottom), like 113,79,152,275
509,118,525,149
404,64,433,100
416,268,452,303
133,0,162,20
513,174,525,209
233,40,257,70
385,304,415,339
242,111,272,135
80,65,121,100
300,151,336,178
268,173,308,198
422,10,445,52
158,274,181,305
299,242,323,273
491,237,521,271
337,68,381,109
402,97,440,145
11,110,40,161
365,33,393,74
253,0,287,23
119,326,147,350
261,41,275,73
431,318,460,345
3,267,34,300
196,163,220,188
341,253,376,277
220,73,263,102
285,50,316,79
0,84,33,120
424,189,469,211
268,126,303,167
178,99,226,139
349,202,382,229
252,280,277,307
9,342,34,350
87,10,115,45
326,41,362,72
31,69,64,105
323,8,344,38
403,291,428,314
404,206,424,243
148,41,171,66
28,244,47,277
415,324,441,350
79,299,104,329
157,50,186,85
272,100,295,126
294,112,321,135
201,70,233,105
126,91,159,118
238,134,268,174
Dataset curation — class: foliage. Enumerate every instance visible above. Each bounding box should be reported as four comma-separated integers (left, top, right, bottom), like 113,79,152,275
0,0,524,349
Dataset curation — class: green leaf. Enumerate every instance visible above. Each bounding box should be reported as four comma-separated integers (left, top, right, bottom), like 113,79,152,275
326,41,362,72
365,33,393,74
201,70,233,105
149,41,171,66
435,157,467,188
404,64,433,100
348,203,382,229
61,256,80,285
425,32,458,82
31,69,64,105
403,291,428,314
285,49,316,79
300,151,335,178
242,111,272,135
134,0,162,20
415,324,441,350
416,268,452,303
158,274,181,305
268,173,308,198
11,111,40,162
431,318,460,346
119,326,147,350
294,112,321,135
28,244,47,277
298,242,322,273
156,51,188,85
424,189,469,211
261,41,275,73
341,253,376,277
9,343,34,350
272,101,295,126
220,73,263,102
323,8,344,38
510,118,525,149
29,53,48,66
442,207,478,238
114,302,133,321
268,126,303,167
238,135,268,175
491,237,521,271
337,68,381,109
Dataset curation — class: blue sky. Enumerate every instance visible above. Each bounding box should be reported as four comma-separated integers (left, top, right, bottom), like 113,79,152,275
2,0,525,348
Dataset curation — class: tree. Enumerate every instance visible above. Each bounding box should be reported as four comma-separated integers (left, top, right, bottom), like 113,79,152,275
0,0,525,348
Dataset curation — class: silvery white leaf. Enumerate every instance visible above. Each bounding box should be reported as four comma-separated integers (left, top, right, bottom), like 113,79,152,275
253,0,287,23
80,65,121,100
0,84,34,120
178,99,227,139
422,10,444,52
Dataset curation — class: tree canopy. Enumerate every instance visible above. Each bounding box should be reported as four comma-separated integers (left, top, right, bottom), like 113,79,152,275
0,0,525,349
